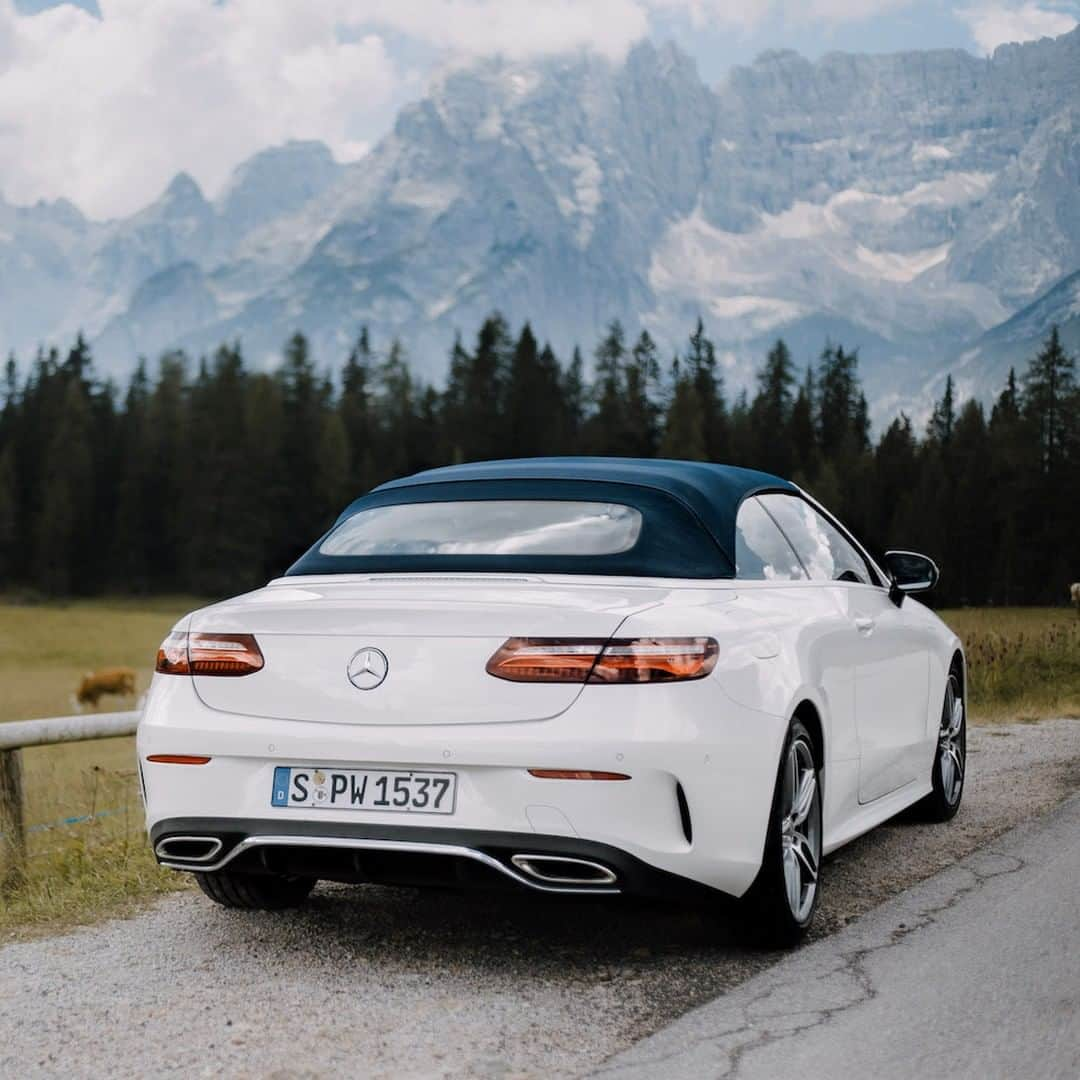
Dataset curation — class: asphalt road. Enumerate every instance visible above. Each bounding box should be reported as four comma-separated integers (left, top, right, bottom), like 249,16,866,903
597,790,1080,1080
1,719,1078,1079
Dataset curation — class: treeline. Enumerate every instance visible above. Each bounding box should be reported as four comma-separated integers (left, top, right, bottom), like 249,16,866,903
0,317,1076,605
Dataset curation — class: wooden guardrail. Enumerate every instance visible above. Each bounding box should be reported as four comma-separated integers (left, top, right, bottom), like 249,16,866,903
0,711,140,889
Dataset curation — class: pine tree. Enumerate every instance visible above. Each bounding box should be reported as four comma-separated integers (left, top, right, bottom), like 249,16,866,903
750,338,796,475
1023,325,1076,475
560,347,586,451
340,329,374,490
728,388,752,465
685,318,728,460
928,375,956,446
275,333,329,567
34,378,94,594
950,400,991,604
506,323,563,457
624,331,661,457
441,334,473,464
587,320,627,453
244,370,286,578
872,413,919,555
817,343,861,459
184,344,265,594
443,315,511,462
789,365,817,482
1018,326,1078,601
372,339,419,483
111,361,154,590
660,358,707,461
986,368,1025,602
143,353,190,590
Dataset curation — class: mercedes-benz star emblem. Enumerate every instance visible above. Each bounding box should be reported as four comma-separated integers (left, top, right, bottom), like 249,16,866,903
347,647,389,691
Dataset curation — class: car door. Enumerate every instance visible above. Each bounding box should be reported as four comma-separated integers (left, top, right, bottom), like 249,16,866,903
756,493,930,804
733,496,861,770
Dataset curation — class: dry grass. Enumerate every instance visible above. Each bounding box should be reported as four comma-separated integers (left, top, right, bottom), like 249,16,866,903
938,607,1080,723
0,596,205,937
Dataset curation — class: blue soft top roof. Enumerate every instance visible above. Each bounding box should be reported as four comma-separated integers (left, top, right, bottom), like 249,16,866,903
289,457,795,580
370,457,796,562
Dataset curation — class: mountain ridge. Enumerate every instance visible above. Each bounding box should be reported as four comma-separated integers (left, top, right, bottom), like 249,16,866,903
1,29,1078,421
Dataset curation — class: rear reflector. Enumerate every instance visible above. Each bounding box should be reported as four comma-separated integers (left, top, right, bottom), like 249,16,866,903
487,637,718,684
528,769,631,781
145,754,212,765
155,632,264,677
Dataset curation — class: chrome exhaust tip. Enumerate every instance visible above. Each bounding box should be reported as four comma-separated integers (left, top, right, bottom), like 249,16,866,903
510,854,617,886
155,836,223,863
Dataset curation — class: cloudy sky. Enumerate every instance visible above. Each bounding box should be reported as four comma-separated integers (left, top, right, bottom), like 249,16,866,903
3,0,1078,220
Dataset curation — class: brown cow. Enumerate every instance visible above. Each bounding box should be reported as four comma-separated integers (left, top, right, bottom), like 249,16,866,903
75,667,137,709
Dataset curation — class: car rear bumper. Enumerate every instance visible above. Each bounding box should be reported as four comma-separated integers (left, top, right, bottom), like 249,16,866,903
149,816,727,902
138,674,789,898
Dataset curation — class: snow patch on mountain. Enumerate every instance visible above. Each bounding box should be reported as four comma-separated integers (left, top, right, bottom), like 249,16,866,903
648,177,990,343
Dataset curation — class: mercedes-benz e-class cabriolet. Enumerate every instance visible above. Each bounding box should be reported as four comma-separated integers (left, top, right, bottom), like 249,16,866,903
140,458,965,944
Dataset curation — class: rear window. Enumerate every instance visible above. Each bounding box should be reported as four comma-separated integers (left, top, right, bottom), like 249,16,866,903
287,479,734,579
319,501,643,557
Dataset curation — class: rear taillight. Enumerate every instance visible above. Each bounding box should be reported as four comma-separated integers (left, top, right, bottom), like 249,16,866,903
155,632,264,676
486,637,718,684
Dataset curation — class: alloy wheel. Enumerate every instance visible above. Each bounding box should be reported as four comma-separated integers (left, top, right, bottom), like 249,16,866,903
938,673,965,806
780,736,821,923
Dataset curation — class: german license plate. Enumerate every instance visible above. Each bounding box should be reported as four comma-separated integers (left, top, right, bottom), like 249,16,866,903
271,766,456,815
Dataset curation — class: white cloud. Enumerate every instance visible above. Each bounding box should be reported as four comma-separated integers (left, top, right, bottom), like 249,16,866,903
0,0,648,219
0,0,406,218
957,2,1078,53
0,0,650,219
648,0,914,30
364,0,648,58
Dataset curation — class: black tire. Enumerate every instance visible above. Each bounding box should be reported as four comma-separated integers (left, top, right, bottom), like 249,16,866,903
194,869,316,910
916,667,966,822
740,719,823,948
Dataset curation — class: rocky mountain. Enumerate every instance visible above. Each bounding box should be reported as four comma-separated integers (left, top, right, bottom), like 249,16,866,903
921,268,1080,409
2,28,1079,421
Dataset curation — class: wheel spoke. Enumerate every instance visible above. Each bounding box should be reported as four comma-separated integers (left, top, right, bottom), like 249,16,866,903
784,750,798,812
792,770,817,827
948,745,964,781
792,835,818,882
783,848,801,912
948,698,964,738
939,749,955,793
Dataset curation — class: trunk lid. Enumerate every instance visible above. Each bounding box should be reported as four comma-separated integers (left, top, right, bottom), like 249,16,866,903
190,576,663,726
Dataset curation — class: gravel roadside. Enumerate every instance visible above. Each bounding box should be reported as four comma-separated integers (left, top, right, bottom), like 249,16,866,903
2,718,1077,1079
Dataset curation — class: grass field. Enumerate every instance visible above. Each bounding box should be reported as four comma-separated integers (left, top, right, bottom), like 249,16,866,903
0,597,206,934
939,607,1080,722
0,597,1076,934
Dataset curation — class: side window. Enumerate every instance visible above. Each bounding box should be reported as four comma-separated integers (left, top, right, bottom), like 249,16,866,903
734,498,807,581
758,494,875,585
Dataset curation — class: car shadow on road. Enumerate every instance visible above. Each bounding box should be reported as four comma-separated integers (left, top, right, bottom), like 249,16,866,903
258,884,750,965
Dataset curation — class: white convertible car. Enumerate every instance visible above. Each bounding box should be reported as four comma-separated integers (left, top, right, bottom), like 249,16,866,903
140,458,965,944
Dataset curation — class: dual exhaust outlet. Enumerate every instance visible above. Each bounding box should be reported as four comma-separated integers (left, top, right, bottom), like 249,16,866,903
509,854,617,886
155,836,618,888
155,836,222,863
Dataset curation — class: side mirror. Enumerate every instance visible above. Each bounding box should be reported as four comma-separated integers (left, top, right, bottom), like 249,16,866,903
884,550,939,605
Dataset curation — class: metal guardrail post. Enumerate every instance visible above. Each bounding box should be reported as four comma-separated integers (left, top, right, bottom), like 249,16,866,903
0,747,26,891
0,711,140,891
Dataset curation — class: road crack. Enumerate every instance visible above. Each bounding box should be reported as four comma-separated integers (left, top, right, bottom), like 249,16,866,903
592,849,1027,1078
